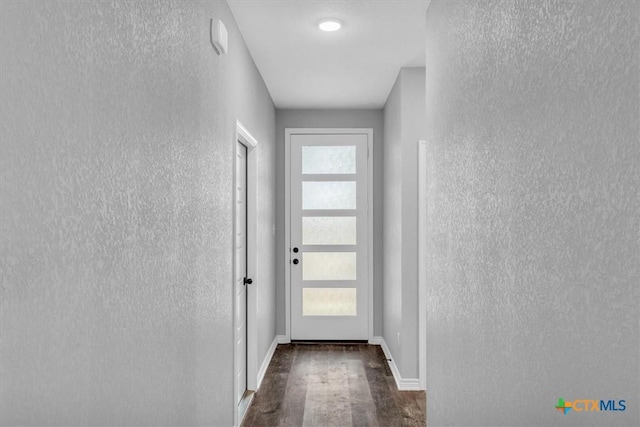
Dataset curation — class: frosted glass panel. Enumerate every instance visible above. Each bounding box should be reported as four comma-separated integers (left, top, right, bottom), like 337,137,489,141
303,182,356,210
303,288,357,316
302,146,356,174
303,217,356,245
303,252,356,281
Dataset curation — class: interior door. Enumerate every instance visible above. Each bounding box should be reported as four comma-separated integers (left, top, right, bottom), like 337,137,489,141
290,133,369,340
234,141,247,406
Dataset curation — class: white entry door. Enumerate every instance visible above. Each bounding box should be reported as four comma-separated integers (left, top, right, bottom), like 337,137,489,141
234,141,247,406
289,132,369,340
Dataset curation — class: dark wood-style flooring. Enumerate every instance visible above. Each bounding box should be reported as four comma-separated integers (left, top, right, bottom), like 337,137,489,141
242,344,426,426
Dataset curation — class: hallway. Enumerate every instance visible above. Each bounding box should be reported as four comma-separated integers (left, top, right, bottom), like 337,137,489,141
1,0,638,426
242,344,425,426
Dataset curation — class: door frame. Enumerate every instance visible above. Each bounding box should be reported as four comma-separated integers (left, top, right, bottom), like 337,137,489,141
284,128,374,342
418,140,427,390
233,120,258,427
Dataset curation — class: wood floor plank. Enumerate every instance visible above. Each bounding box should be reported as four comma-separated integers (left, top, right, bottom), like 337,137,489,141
301,347,329,426
300,345,355,426
279,345,310,426
325,348,353,426
347,358,378,427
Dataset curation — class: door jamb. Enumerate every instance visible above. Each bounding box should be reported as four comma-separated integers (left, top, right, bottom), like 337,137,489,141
284,128,374,342
418,140,427,390
233,120,258,427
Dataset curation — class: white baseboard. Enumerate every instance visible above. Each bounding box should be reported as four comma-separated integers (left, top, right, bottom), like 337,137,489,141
256,336,279,390
276,334,290,344
368,336,383,345
372,336,422,391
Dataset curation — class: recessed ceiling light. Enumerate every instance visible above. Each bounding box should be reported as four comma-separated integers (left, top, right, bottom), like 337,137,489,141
319,19,342,32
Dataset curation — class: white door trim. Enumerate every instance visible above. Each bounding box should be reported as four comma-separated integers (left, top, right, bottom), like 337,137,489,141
284,128,374,342
233,120,258,427
418,140,428,390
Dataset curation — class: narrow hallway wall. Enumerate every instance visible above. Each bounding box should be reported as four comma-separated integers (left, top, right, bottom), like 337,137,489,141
383,68,426,379
0,1,276,425
424,0,639,425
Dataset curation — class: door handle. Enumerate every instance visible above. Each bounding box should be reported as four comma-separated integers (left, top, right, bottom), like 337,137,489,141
244,277,253,285
292,259,299,265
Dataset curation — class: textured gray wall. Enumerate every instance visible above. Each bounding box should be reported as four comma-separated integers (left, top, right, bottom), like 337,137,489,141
425,0,639,426
383,68,426,379
275,109,384,336
0,1,276,425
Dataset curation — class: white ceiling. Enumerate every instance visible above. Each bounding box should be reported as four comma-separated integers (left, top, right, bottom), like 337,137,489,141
227,0,431,109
